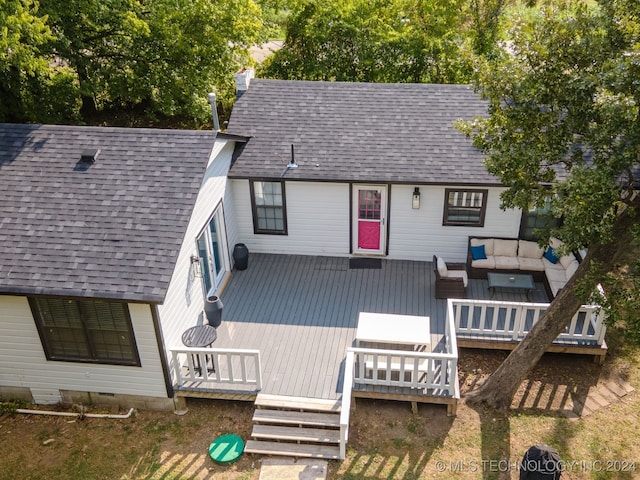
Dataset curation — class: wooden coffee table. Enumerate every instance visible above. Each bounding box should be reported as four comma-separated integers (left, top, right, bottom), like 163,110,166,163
487,272,535,300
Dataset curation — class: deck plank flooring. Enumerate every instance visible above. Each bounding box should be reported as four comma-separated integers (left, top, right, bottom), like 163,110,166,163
212,253,550,400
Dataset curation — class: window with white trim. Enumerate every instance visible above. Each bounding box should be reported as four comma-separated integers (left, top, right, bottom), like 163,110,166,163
250,180,287,234
443,189,488,226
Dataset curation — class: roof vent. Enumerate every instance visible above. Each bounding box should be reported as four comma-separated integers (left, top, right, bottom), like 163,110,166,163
80,148,100,164
287,144,298,169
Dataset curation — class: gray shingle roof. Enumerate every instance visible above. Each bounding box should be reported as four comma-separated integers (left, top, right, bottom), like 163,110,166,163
226,80,499,184
0,124,216,303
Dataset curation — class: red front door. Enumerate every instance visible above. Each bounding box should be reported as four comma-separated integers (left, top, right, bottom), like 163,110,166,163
354,186,386,254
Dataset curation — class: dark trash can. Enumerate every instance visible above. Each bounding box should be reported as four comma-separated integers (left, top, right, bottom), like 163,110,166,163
233,243,249,270
520,444,562,480
204,290,223,327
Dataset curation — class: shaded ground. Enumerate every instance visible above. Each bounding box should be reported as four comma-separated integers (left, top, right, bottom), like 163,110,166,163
1,344,638,480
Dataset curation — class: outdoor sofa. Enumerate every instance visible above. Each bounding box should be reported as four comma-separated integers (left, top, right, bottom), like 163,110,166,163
466,236,580,298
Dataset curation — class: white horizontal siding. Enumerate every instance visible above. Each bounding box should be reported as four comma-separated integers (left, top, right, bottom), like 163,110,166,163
230,180,350,256
388,185,521,262
223,177,240,260
0,297,167,398
157,139,235,376
230,181,521,261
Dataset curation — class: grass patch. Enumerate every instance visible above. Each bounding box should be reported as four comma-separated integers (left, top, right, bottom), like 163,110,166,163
0,398,26,413
0,344,638,479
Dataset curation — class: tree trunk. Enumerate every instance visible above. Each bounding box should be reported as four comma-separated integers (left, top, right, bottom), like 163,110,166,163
465,207,637,409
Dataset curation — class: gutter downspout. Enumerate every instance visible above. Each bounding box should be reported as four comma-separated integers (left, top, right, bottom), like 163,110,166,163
151,304,175,399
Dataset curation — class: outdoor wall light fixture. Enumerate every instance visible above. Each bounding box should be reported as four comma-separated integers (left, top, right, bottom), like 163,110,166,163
412,187,421,209
190,255,203,278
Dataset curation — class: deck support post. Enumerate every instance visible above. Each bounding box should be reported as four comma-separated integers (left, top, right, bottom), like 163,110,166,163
172,396,187,411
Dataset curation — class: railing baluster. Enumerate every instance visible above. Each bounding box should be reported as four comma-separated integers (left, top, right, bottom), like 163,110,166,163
215,352,223,382
567,311,579,337
491,306,499,334
480,305,488,332
358,351,365,380
454,303,463,330
240,353,248,383
410,357,418,388
594,309,606,343
171,351,183,382
187,353,197,380
226,352,234,382
426,358,434,389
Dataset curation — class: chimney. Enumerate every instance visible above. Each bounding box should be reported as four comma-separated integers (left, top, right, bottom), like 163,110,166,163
207,92,221,131
80,148,100,164
234,67,255,99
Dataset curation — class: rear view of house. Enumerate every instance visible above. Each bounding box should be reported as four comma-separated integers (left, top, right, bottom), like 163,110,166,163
0,81,607,460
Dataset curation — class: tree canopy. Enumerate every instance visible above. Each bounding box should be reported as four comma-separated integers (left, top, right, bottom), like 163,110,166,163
0,0,78,123
1,0,263,125
261,0,471,84
458,0,640,407
2,0,521,124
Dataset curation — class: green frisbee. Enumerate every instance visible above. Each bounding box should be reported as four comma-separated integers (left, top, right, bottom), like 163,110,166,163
208,434,244,464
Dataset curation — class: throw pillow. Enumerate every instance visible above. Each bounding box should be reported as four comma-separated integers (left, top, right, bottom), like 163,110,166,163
470,244,487,260
543,247,559,264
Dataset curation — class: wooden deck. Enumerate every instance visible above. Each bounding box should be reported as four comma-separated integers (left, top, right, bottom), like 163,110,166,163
206,254,550,400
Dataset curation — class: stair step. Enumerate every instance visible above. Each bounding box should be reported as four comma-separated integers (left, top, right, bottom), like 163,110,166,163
253,408,340,428
252,424,341,444
255,393,341,413
245,440,340,459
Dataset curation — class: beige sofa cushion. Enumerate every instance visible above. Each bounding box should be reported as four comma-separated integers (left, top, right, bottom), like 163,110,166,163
565,259,579,278
549,237,564,250
494,239,518,257
471,257,496,269
446,269,469,287
549,280,565,297
546,267,568,283
518,240,544,259
495,256,520,269
543,257,565,271
470,238,494,256
559,254,576,269
518,257,545,271
436,256,448,276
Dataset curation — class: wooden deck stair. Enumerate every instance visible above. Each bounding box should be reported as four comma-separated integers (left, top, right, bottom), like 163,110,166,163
245,394,342,460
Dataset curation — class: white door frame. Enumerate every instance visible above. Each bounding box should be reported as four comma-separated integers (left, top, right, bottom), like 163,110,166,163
196,204,229,295
352,184,387,255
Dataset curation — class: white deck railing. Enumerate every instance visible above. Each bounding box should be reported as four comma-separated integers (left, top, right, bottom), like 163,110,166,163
347,305,459,397
171,348,262,390
450,299,606,345
349,347,458,394
340,350,355,460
